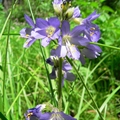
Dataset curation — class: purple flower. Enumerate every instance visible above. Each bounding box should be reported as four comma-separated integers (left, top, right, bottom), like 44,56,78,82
83,11,100,24
24,105,76,120
24,104,50,120
78,13,102,64
81,44,102,60
20,14,41,48
36,17,60,47
46,56,76,85
53,20,89,60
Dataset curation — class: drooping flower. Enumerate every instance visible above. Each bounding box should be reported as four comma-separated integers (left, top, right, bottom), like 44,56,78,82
79,14,102,63
53,20,89,60
20,14,41,48
24,104,48,120
36,17,60,47
25,105,76,120
46,55,76,85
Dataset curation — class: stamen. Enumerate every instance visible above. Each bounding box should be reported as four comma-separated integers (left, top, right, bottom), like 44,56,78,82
90,27,96,36
63,35,71,44
26,34,29,37
46,26,55,38
27,112,33,118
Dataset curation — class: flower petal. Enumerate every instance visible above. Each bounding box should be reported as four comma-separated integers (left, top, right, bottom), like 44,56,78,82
46,58,54,66
41,37,51,47
51,29,60,40
61,21,70,35
55,45,67,58
62,61,72,71
79,54,85,65
23,38,36,48
64,72,76,81
83,11,100,23
60,112,77,120
70,25,85,37
50,68,56,79
36,18,48,28
24,14,35,28
81,48,98,59
71,36,90,46
48,17,60,29
66,44,80,60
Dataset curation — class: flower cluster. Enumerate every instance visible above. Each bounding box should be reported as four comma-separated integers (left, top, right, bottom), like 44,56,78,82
20,4,101,64
20,0,102,119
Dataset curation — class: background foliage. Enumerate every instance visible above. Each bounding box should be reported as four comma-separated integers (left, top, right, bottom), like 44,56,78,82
0,0,120,120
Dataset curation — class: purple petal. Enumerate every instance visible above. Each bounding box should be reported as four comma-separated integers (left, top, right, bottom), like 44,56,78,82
71,36,90,46
64,72,76,81
66,44,80,60
52,0,62,4
70,25,85,37
24,14,35,28
36,18,48,29
55,45,67,58
20,28,27,38
41,37,51,47
79,54,85,65
87,44,102,53
62,61,72,71
50,49,56,56
37,29,47,37
23,38,36,48
72,6,81,18
50,68,56,79
60,112,77,120
84,23,100,42
61,21,70,35
31,31,43,39
51,29,60,40
48,17,60,28
83,11,100,23
81,48,98,59
46,58,54,66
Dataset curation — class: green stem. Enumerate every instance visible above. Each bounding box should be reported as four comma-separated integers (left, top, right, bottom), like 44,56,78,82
58,58,63,110
2,33,19,35
66,57,104,120
90,42,120,50
39,41,57,107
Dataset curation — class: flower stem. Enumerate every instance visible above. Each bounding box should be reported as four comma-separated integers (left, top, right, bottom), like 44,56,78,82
90,42,120,50
39,41,57,107
58,58,63,110
66,57,104,120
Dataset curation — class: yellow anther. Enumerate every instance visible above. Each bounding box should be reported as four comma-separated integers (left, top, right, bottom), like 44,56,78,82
46,26,55,38
90,32,94,36
26,34,29,37
90,27,95,30
27,112,33,118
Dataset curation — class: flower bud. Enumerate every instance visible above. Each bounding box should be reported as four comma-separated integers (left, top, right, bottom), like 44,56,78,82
64,7,74,19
